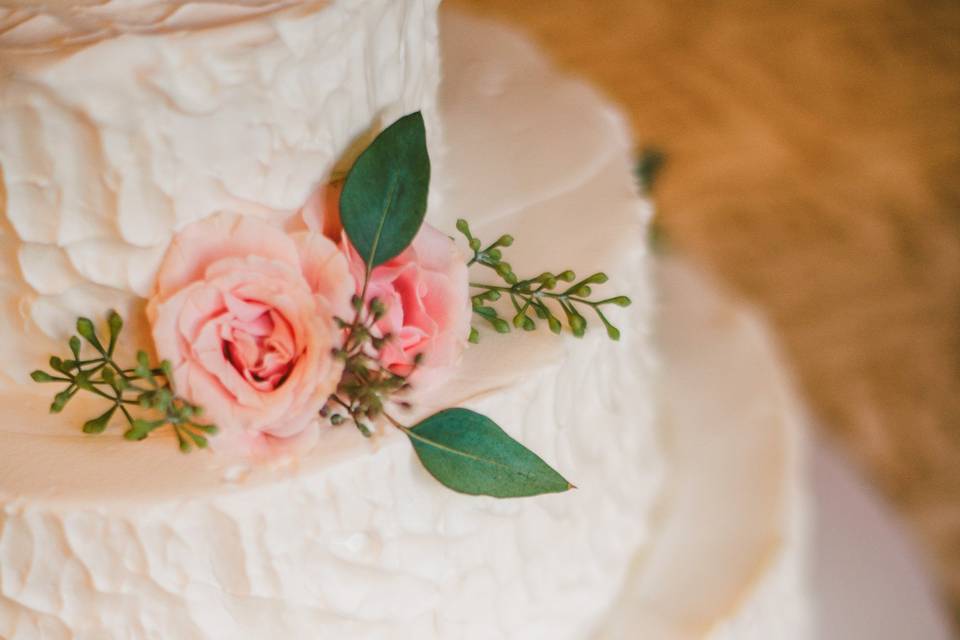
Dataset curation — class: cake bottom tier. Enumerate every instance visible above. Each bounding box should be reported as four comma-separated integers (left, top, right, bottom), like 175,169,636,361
597,257,811,638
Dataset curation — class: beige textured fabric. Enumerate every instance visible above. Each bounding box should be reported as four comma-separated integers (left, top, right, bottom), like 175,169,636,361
448,0,960,624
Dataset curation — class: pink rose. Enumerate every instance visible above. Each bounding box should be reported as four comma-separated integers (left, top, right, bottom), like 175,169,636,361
301,183,471,391
147,213,354,456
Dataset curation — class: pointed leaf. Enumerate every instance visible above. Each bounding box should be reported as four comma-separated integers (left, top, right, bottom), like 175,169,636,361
191,422,219,435
602,296,632,308
76,317,105,354
107,310,123,355
560,301,587,338
123,419,161,441
596,308,621,341
183,427,208,450
135,350,153,380
30,370,55,383
50,388,76,413
83,405,117,434
173,426,191,453
340,112,431,268
405,408,573,498
69,336,82,359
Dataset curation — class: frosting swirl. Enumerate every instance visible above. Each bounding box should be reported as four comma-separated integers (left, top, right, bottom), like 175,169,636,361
0,0,304,50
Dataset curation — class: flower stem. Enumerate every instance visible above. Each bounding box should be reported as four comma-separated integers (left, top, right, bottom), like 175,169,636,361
469,282,601,308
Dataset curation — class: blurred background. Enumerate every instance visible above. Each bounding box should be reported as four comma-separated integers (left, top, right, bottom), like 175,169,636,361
449,0,960,627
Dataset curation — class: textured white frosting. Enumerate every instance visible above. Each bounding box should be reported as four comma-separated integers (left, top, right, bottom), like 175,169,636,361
0,5,810,639
0,1,303,50
597,259,811,638
0,0,441,383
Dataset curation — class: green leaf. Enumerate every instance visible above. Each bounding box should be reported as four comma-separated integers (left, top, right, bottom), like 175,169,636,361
546,314,563,334
405,408,573,498
596,308,621,341
570,285,592,297
50,388,76,413
107,310,123,355
191,422,219,435
578,272,609,286
491,317,510,334
83,405,117,434
69,336,81,359
160,360,175,385
49,356,66,374
152,388,172,412
473,305,498,320
124,419,162,441
74,371,94,391
76,317,105,354
561,301,587,338
340,112,431,268
30,370,55,383
173,426,191,453
137,391,154,408
135,351,152,380
602,296,632,308
183,427,208,450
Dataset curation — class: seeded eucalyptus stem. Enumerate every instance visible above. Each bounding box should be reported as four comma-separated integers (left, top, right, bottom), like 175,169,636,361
315,111,573,499
325,287,419,439
30,312,216,452
382,410,403,428
469,280,631,339
456,219,631,341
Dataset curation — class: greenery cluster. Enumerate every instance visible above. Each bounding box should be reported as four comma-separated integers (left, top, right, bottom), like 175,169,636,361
31,112,632,499
322,296,418,439
30,312,215,452
322,112,574,497
457,219,631,341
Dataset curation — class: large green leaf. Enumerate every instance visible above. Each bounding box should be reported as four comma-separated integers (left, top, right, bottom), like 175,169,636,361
340,112,431,268
405,408,573,498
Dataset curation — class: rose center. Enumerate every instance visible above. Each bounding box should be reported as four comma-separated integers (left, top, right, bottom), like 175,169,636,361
222,307,298,391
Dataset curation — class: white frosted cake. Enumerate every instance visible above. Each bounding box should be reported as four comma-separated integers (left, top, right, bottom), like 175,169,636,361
0,2,810,638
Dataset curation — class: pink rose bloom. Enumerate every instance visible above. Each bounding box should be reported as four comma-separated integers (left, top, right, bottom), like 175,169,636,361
301,182,471,391
147,213,354,456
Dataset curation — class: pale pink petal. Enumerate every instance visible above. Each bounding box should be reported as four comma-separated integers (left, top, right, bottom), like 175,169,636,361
155,213,300,299
292,231,355,319
299,181,343,240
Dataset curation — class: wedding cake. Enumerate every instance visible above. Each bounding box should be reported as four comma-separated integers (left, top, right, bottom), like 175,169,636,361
0,1,810,638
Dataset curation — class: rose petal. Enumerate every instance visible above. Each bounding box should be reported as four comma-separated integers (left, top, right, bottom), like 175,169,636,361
148,214,346,456
156,213,301,300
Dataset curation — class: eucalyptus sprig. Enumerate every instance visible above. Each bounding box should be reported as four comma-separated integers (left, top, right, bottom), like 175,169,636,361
30,312,216,452
28,110,612,496
322,296,418,439
324,112,573,498
456,219,631,341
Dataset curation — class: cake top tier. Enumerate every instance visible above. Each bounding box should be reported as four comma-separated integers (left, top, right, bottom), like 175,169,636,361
0,0,442,388
0,0,307,50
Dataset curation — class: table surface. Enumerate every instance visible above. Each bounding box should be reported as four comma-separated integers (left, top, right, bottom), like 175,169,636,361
447,0,960,627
